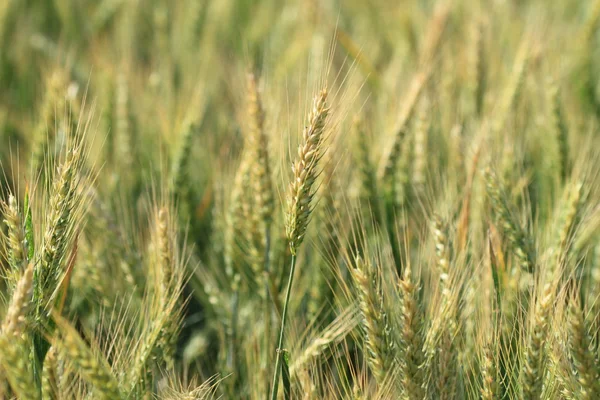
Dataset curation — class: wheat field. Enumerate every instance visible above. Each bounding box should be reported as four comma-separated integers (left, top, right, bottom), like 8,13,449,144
1,0,600,399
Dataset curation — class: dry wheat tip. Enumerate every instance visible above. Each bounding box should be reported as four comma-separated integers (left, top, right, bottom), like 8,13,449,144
285,88,329,254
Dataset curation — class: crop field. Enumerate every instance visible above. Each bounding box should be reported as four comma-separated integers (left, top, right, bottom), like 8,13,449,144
1,0,600,399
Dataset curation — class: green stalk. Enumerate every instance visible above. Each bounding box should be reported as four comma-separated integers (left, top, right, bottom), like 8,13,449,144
384,185,403,275
226,283,240,396
270,253,297,400
264,228,272,394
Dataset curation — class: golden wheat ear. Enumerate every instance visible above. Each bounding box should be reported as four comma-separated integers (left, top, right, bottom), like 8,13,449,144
285,88,330,254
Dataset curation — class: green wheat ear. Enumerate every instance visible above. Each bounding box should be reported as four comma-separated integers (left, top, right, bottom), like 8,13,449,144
52,312,123,400
566,295,599,398
0,263,39,400
397,264,424,399
35,144,83,317
42,346,59,400
170,120,198,198
521,283,554,400
484,167,536,272
350,255,395,387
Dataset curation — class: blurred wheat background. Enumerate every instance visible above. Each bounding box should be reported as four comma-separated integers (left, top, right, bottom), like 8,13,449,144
1,0,600,399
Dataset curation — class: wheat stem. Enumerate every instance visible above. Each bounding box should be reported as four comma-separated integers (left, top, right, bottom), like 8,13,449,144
270,253,297,400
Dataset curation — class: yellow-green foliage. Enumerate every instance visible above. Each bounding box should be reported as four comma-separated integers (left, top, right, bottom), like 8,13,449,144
1,0,600,399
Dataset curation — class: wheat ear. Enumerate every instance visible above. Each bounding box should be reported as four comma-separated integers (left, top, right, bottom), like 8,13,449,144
0,263,39,400
397,264,424,399
271,88,330,400
2,194,27,281
42,346,59,400
549,84,570,181
52,313,122,400
246,72,274,226
521,283,554,400
285,88,329,254
484,167,536,272
567,295,599,399
480,343,497,400
35,142,85,320
350,255,395,386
